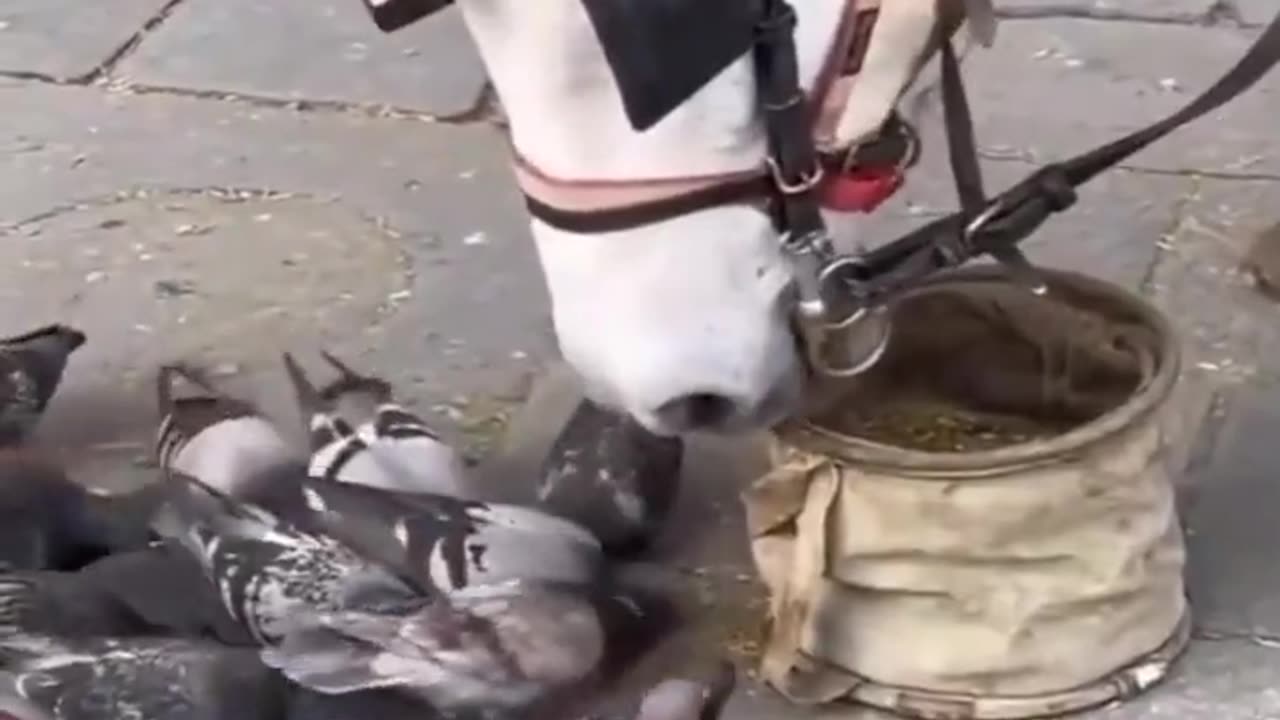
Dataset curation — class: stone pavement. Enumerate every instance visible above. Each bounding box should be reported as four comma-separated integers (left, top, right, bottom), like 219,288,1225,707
1,0,1279,718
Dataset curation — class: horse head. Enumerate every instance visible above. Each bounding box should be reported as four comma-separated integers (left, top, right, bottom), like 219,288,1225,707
441,0,962,434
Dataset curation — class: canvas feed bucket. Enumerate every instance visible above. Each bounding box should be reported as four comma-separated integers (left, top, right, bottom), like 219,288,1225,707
744,266,1192,719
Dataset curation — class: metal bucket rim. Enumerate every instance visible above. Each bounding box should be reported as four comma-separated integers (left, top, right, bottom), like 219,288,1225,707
776,266,1182,477
816,609,1193,720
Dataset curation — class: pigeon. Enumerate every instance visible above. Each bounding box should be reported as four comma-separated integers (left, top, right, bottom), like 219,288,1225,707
157,473,673,715
281,352,469,497
151,471,422,648
154,364,304,501
0,634,290,720
631,662,736,720
293,475,605,594
0,543,251,646
0,449,120,573
0,324,86,447
536,399,684,557
261,577,675,716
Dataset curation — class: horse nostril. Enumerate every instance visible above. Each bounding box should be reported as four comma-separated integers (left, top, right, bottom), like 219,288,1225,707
655,392,739,432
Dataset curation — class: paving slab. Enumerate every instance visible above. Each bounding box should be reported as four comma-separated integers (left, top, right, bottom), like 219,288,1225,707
1142,178,1280,382
1182,380,1280,640
0,0,171,81
1135,177,1280,643
115,0,486,115
949,19,1279,176
0,83,550,485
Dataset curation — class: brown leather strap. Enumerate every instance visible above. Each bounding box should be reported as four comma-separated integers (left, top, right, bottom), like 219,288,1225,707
520,120,912,234
518,0,897,235
522,174,772,234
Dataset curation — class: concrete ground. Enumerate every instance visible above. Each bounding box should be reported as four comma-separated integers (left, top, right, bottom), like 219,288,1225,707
1,0,1279,718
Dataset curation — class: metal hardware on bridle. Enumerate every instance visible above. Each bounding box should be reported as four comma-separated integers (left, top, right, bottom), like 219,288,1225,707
752,0,872,377
751,0,1280,378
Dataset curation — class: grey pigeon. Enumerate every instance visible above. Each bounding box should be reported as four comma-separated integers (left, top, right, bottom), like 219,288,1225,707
0,324,85,447
261,576,675,716
154,364,303,500
633,662,736,720
281,352,468,497
157,473,673,715
0,634,289,720
537,399,683,557
293,476,605,594
0,543,251,646
152,471,421,648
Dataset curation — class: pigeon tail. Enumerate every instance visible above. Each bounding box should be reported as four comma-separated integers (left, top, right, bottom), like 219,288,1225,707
0,575,42,634
281,353,328,426
286,353,466,496
316,351,392,405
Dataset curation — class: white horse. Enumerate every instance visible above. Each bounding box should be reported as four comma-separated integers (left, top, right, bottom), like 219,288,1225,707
446,0,959,436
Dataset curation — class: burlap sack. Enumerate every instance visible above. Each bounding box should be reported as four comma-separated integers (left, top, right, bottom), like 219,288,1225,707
745,267,1193,719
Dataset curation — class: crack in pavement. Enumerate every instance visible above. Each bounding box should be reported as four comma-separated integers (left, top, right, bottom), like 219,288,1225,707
1140,178,1203,297
78,0,190,85
0,0,503,125
99,78,502,125
0,70,501,126
0,0,191,86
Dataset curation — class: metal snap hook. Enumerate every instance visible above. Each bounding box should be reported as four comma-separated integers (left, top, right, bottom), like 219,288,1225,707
804,304,893,378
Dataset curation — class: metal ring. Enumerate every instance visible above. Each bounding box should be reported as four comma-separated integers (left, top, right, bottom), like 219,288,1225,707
809,309,893,378
765,157,825,195
815,255,872,329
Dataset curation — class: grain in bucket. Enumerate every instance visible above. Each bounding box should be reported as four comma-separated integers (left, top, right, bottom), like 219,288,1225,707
744,265,1192,719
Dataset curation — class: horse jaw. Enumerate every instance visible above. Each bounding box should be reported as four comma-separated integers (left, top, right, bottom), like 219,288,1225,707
455,1,848,435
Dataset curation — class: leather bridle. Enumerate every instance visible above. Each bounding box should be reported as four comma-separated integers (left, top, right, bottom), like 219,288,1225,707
363,0,1280,378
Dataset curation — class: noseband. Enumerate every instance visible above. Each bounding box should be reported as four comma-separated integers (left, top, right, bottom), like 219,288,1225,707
364,0,1280,377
